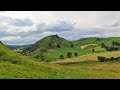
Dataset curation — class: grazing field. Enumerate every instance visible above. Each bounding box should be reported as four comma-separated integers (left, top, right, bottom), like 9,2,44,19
2,35,120,79
51,51,120,79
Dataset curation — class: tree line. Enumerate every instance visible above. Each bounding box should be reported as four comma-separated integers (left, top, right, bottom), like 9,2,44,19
101,41,120,51
59,52,78,59
98,56,120,62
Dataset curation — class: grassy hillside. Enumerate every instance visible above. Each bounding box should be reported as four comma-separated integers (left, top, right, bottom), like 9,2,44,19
1,41,120,78
22,34,73,53
22,35,120,62
75,37,120,46
0,41,79,79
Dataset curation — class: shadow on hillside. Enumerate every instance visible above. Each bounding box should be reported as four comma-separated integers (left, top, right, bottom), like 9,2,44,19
57,60,98,66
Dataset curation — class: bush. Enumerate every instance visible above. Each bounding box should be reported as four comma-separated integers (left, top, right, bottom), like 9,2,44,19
101,43,106,48
92,48,95,52
96,38,101,41
59,55,64,59
57,44,61,48
71,45,74,47
97,56,106,62
67,52,72,58
109,57,114,61
74,53,78,56
98,56,120,62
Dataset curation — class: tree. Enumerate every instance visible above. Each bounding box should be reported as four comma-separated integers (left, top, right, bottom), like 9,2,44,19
101,43,105,48
67,52,72,58
74,52,78,56
59,55,64,59
71,45,74,47
96,38,100,41
97,56,106,62
92,48,95,52
57,44,61,48
112,41,116,47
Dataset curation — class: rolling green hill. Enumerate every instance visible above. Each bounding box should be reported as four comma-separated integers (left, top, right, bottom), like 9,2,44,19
0,41,110,79
1,39,120,78
22,34,73,53
22,35,120,62
0,41,77,79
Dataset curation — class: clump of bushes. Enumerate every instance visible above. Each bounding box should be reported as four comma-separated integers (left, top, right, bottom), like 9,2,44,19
92,48,95,52
67,52,72,58
74,52,78,56
101,41,120,51
71,45,74,47
98,56,120,62
57,44,61,48
59,55,64,59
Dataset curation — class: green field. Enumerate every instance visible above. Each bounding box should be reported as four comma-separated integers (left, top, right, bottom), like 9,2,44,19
1,36,120,79
22,35,120,62
51,51,120,79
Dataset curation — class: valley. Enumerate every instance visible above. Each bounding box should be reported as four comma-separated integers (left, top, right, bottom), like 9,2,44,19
1,35,120,79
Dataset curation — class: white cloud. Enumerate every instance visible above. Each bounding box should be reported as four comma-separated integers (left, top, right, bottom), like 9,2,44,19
0,11,120,44
0,36,21,41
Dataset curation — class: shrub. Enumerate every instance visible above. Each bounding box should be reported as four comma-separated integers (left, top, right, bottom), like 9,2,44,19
97,56,106,62
98,56,120,62
59,55,64,59
71,45,74,47
67,52,72,58
101,43,106,48
92,48,95,52
57,44,61,48
109,57,114,61
74,53,78,56
96,38,101,41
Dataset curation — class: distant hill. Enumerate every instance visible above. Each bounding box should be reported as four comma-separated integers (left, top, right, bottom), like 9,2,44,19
22,34,73,54
7,44,30,50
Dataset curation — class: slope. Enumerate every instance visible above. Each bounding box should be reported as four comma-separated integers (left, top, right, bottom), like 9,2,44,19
0,41,78,79
22,35,120,62
51,51,120,79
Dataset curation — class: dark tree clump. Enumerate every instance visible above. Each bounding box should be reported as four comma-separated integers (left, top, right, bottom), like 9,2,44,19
74,52,78,56
57,44,61,48
59,55,64,59
97,56,106,62
92,48,95,52
71,45,74,47
67,52,72,58
101,43,106,48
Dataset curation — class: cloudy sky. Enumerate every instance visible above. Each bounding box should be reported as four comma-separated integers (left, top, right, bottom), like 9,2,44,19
0,11,120,45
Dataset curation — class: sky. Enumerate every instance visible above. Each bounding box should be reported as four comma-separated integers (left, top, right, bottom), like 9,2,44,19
0,11,120,45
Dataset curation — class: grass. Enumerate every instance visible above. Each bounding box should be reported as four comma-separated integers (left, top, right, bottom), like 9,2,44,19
2,36,120,79
50,51,120,79
1,42,120,78
52,51,120,64
23,35,120,62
